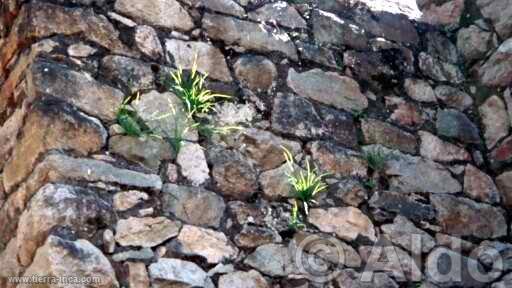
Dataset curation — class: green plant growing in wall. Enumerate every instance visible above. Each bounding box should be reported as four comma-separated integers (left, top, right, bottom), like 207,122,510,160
283,147,328,230
116,92,152,137
362,147,389,172
165,60,231,119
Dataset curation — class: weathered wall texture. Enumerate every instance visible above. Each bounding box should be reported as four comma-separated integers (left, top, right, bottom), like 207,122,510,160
0,0,511,287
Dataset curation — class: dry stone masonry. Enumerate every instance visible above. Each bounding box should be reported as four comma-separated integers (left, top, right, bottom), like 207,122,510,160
0,0,512,287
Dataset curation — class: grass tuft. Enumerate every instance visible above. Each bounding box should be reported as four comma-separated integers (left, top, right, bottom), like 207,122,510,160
165,60,231,118
283,146,328,229
362,148,389,172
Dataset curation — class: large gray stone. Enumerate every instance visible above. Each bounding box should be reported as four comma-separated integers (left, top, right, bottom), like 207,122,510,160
436,109,481,144
248,1,306,29
309,207,377,242
476,0,512,39
287,68,368,112
115,0,194,31
313,10,368,50
162,184,226,228
202,13,298,60
479,38,512,87
149,258,214,288
165,39,232,82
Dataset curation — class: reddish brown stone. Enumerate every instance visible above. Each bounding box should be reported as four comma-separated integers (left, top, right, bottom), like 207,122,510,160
490,136,512,168
390,102,424,128
361,119,417,154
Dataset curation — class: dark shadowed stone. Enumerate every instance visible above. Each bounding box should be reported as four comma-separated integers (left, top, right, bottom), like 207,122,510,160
271,93,324,139
101,55,154,93
431,195,507,239
317,105,359,148
353,9,419,45
343,50,396,86
189,0,245,17
490,136,512,169
425,31,459,64
296,42,338,68
369,191,435,222
29,59,124,121
312,10,368,50
162,184,226,228
208,147,258,200
436,109,481,144
202,13,298,60
234,225,281,248
361,119,417,154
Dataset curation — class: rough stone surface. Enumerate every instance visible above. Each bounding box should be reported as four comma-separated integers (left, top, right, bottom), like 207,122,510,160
238,128,301,171
287,68,368,112
190,0,245,17
381,216,436,253
101,55,154,93
309,207,377,242
431,195,507,239
202,13,298,60
209,148,258,200
149,258,214,288
313,10,368,50
3,97,106,193
370,191,435,222
109,135,173,171
135,25,164,60
29,59,124,121
16,184,113,266
476,0,512,39
177,142,210,186
490,135,512,168
171,225,238,264
434,85,473,111
436,109,481,144
21,236,119,288
464,164,500,204
162,184,226,228
361,119,417,154
385,151,462,193
234,55,277,92
243,244,297,277
115,0,194,31
419,131,470,162
126,262,151,288
115,217,181,247
479,39,512,87
336,269,399,288
419,52,464,84
404,78,437,103
248,1,306,29
259,163,296,200
165,39,232,82
479,95,510,148
496,171,512,207
309,141,367,178
113,190,149,211
218,270,269,288
457,25,497,63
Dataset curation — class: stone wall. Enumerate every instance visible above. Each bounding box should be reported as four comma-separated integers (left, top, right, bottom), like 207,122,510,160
0,0,511,287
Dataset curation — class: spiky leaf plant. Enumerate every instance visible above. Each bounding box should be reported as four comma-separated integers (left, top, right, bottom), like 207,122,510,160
283,146,328,218
166,60,231,118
